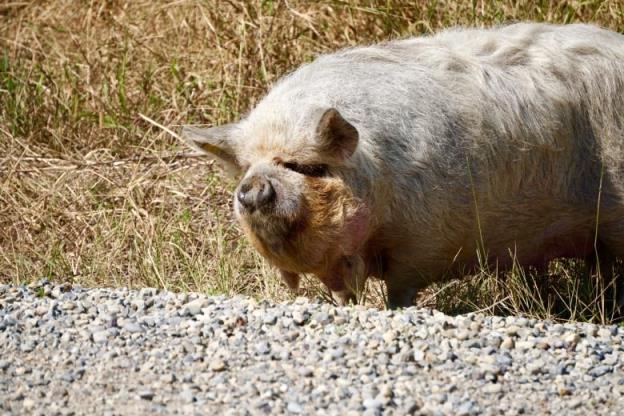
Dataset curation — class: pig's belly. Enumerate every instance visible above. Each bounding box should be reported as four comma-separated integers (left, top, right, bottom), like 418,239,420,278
448,215,597,275
480,231,595,272
515,233,594,271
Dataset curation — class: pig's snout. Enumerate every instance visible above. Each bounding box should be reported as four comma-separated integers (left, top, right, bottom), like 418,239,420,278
237,175,276,211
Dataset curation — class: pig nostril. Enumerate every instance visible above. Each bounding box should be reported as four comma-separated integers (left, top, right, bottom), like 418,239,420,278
239,181,253,195
237,189,251,208
256,179,276,207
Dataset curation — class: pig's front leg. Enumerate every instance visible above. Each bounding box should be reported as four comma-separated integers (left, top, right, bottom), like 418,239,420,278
383,262,424,309
279,269,301,291
332,289,358,306
386,285,418,309
326,255,368,306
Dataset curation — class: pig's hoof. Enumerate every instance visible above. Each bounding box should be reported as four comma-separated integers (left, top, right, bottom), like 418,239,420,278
387,289,416,309
332,290,357,306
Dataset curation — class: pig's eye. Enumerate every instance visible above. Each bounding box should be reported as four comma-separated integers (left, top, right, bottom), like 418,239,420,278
283,162,329,177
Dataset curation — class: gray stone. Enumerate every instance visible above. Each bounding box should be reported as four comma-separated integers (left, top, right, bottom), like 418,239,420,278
138,389,155,400
181,298,208,316
123,322,144,333
363,398,383,410
589,365,613,378
292,311,307,325
287,401,303,413
92,330,109,343
255,341,271,355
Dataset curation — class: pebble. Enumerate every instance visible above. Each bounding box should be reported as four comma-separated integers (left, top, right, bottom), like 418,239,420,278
383,330,397,343
180,389,196,403
527,360,546,375
483,383,503,394
292,311,307,325
255,342,271,355
363,398,383,410
287,402,303,413
22,398,36,409
210,360,227,372
500,337,515,349
123,322,144,333
138,389,155,400
564,333,581,346
1,283,623,415
181,299,207,316
92,331,109,344
589,365,613,378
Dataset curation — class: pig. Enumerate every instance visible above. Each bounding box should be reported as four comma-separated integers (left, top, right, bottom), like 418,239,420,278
183,23,624,308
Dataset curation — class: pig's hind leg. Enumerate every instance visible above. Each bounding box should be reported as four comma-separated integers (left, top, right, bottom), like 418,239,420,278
591,226,624,317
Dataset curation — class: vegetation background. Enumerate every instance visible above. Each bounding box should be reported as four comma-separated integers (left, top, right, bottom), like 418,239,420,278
2,0,623,322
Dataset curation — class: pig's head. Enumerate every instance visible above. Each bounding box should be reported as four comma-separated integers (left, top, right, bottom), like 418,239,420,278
182,107,372,295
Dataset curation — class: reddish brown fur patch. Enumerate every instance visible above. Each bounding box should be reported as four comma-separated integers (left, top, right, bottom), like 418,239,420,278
240,175,371,288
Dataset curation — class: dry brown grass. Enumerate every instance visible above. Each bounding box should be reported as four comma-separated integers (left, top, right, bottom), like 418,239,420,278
2,1,624,319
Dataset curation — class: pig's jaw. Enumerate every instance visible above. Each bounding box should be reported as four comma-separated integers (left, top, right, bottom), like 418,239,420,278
237,210,297,255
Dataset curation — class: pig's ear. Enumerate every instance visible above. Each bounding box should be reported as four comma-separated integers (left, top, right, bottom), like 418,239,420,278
279,269,300,291
181,124,240,175
315,108,359,163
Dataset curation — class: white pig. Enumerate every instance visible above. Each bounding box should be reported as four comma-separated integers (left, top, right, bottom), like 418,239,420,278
183,23,624,308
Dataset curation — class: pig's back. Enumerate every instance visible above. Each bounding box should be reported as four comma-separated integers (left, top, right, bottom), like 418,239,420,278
268,23,624,167
257,23,624,209
320,23,624,196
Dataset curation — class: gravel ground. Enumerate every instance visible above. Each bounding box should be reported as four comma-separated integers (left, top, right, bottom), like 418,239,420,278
1,281,624,415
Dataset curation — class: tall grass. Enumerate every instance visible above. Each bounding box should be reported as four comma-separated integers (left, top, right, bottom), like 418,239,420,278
1,1,623,321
